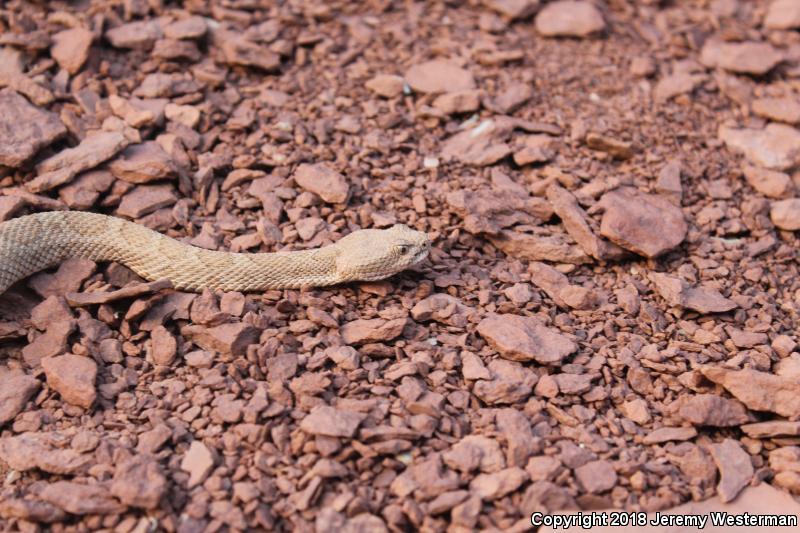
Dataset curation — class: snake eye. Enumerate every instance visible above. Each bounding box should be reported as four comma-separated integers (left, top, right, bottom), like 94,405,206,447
395,244,411,255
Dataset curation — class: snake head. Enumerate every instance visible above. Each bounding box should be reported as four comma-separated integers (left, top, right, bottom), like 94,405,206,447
334,224,431,282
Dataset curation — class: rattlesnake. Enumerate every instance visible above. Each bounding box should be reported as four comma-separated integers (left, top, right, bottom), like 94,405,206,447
0,211,430,293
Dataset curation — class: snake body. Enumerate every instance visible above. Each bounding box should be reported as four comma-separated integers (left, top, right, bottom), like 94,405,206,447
0,212,430,293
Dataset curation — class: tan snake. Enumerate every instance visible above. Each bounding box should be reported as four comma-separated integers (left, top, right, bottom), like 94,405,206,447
0,211,430,293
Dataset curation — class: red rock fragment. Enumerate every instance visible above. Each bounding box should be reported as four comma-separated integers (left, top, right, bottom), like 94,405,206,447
28,131,130,193
404,60,475,94
677,394,751,427
597,187,687,258
700,366,800,418
300,405,367,438
41,353,97,409
473,360,538,404
51,27,93,74
0,369,39,425
0,88,66,168
0,433,91,474
21,320,75,367
39,481,125,515
575,460,618,493
708,439,753,503
470,467,528,500
0,499,65,523
181,440,216,488
65,279,172,307
341,317,407,345
182,322,259,356
649,272,736,314
111,455,167,509
117,184,177,218
476,313,576,364
293,163,350,204
535,1,605,37
28,258,96,298
700,39,783,75
110,142,175,184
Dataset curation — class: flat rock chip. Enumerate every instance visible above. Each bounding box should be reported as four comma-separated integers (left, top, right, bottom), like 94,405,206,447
585,132,633,159
743,165,793,198
109,141,176,183
476,313,576,364
433,90,481,114
700,39,783,75
700,366,800,418
719,123,800,171
0,196,25,221
708,439,753,503
469,467,528,500
40,481,125,515
487,0,539,19
535,1,605,37
752,97,800,124
574,460,617,493
0,498,65,523
215,31,281,71
441,118,513,166
0,368,39,425
51,27,93,74
641,426,698,445
529,262,603,311
300,405,367,438
488,230,591,264
41,353,97,409
181,440,215,488
0,88,66,167
496,408,537,467
150,325,177,366
741,421,800,438
443,435,506,473
365,74,405,98
597,187,687,258
410,293,474,327
404,60,476,94
341,317,407,345
446,187,553,234
117,184,177,218
0,433,91,474
293,163,350,204
677,394,751,427
28,131,130,193
473,359,538,404
770,198,800,230
164,16,207,40
21,320,75,367
29,258,96,298
182,322,259,356
649,272,736,313
66,279,172,307
765,0,800,29
110,455,167,509
654,71,705,102
105,20,163,49
547,184,624,260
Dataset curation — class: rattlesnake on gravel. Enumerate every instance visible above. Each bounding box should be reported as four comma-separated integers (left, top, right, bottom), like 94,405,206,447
0,211,431,293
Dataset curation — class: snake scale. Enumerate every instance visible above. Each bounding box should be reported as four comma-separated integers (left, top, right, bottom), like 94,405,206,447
0,211,430,293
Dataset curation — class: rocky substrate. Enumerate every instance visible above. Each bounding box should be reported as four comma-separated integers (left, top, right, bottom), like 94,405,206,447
2,0,800,531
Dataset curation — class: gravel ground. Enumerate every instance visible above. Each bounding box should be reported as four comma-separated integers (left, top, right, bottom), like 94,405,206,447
2,0,800,531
